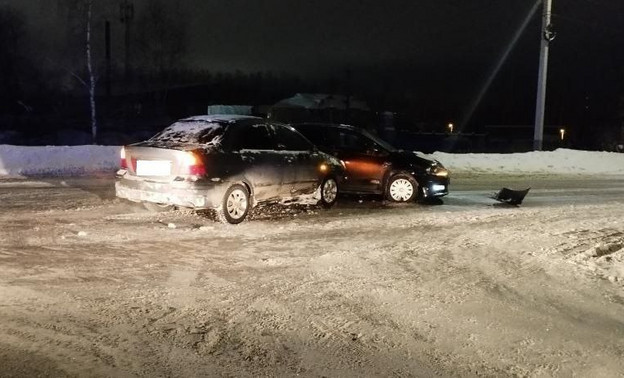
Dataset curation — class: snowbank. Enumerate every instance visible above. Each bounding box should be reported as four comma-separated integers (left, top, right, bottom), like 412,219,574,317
427,149,624,175
1,144,624,177
0,145,120,176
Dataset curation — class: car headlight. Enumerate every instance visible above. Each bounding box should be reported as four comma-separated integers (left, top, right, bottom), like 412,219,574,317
427,164,449,177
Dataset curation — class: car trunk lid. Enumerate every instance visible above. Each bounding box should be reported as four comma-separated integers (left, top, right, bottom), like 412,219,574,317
122,145,206,182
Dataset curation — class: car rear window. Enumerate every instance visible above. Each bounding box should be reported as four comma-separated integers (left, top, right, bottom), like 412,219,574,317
149,120,226,146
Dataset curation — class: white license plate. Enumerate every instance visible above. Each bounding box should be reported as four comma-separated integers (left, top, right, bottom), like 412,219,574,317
136,160,171,176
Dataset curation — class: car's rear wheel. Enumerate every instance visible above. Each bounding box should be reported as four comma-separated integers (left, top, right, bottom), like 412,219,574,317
143,202,174,212
216,184,250,224
319,177,338,208
386,174,417,202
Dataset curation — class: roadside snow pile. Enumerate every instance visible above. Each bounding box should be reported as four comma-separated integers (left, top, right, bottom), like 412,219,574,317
428,148,624,175
0,145,119,176
1,144,624,177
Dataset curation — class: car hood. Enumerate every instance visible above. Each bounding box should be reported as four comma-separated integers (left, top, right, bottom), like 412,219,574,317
390,150,439,169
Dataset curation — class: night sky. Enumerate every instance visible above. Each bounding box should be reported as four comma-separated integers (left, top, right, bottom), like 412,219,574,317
11,0,545,73
2,0,624,147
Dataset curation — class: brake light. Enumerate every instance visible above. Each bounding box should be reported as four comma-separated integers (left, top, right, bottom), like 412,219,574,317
120,147,127,169
181,151,206,176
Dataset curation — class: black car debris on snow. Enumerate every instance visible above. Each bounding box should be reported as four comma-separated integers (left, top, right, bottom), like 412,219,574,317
115,115,344,224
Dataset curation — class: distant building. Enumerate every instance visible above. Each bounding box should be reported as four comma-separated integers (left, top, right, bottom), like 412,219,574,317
206,105,253,116
269,93,373,130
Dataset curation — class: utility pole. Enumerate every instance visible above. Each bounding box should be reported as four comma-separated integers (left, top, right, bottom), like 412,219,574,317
533,0,555,150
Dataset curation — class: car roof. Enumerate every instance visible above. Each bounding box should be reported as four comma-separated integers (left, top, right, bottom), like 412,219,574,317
179,114,264,123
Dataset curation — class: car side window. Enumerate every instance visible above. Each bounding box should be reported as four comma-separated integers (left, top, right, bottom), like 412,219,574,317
231,124,273,150
334,130,370,153
323,128,342,150
272,125,313,151
296,127,326,147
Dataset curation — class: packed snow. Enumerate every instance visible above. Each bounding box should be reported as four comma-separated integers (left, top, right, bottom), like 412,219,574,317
1,144,624,177
1,173,624,376
2,143,624,376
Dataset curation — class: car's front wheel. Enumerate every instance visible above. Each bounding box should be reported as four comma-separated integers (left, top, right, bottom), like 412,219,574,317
386,174,417,202
216,184,250,224
319,177,338,208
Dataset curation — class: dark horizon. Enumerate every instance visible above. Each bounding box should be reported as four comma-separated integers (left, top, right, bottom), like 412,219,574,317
1,0,624,150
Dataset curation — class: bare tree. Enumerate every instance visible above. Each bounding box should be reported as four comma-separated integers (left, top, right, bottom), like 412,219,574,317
53,0,93,73
54,0,100,143
86,0,97,143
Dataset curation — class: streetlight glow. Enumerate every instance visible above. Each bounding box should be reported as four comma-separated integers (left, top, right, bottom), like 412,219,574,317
448,123,454,134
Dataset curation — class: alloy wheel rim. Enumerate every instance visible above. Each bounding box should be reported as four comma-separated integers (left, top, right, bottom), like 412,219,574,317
322,179,338,203
226,189,248,219
389,178,414,201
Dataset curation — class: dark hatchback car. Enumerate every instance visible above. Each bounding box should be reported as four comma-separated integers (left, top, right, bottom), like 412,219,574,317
115,115,343,224
291,123,449,202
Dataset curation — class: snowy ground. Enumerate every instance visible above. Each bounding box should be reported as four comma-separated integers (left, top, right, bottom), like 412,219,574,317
1,146,624,377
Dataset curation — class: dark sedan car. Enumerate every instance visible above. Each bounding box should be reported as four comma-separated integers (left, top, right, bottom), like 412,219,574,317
115,115,343,223
291,123,449,202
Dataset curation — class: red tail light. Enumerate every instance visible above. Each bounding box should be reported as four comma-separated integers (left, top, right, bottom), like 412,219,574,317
120,147,128,169
181,151,206,176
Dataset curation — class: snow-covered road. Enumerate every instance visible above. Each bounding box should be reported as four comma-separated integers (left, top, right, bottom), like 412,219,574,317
1,174,623,377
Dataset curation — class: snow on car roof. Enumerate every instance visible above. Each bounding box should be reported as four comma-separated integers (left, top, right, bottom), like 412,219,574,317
180,114,263,123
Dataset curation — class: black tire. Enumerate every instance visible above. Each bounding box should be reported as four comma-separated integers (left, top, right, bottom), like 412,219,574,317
386,173,418,202
319,177,338,208
143,202,175,212
216,184,250,224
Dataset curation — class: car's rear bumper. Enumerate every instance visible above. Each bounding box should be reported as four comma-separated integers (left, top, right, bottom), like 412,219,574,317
115,171,224,209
